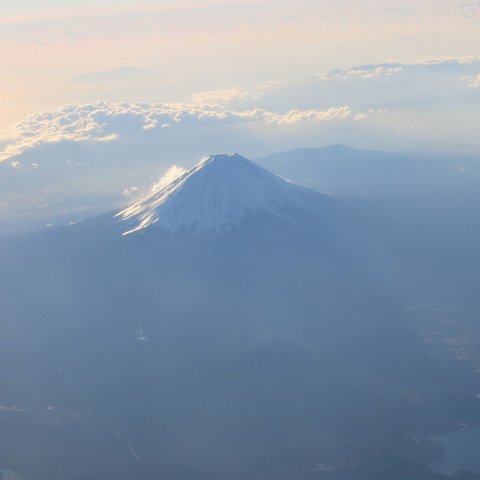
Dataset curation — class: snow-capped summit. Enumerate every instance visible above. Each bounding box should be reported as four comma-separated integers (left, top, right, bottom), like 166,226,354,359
117,153,318,235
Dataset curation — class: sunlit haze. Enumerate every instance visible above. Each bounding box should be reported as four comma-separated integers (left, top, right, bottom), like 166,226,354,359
2,4,480,480
2,0,480,149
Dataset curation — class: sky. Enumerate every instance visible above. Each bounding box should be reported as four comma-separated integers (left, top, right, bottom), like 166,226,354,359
1,1,480,160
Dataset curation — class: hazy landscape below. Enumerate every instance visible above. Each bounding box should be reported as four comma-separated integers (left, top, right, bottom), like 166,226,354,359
1,153,480,479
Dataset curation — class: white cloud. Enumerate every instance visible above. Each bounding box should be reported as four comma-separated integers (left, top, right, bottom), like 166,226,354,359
0,102,361,162
412,55,480,65
466,74,480,88
4,56,479,163
262,107,353,124
340,66,402,79
151,165,186,192
123,186,140,197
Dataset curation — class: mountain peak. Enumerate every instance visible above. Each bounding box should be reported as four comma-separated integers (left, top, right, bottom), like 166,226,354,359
117,153,317,235
202,152,245,164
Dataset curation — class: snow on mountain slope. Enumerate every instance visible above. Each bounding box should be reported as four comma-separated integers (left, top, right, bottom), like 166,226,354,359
117,153,319,234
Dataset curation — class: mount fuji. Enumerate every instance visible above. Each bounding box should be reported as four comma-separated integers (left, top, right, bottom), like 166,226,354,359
117,153,321,235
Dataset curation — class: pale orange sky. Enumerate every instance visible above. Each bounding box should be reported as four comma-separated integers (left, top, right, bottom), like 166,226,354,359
2,0,480,135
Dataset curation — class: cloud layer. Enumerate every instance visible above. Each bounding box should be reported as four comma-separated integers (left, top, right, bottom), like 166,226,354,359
3,57,480,166
1,102,365,162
